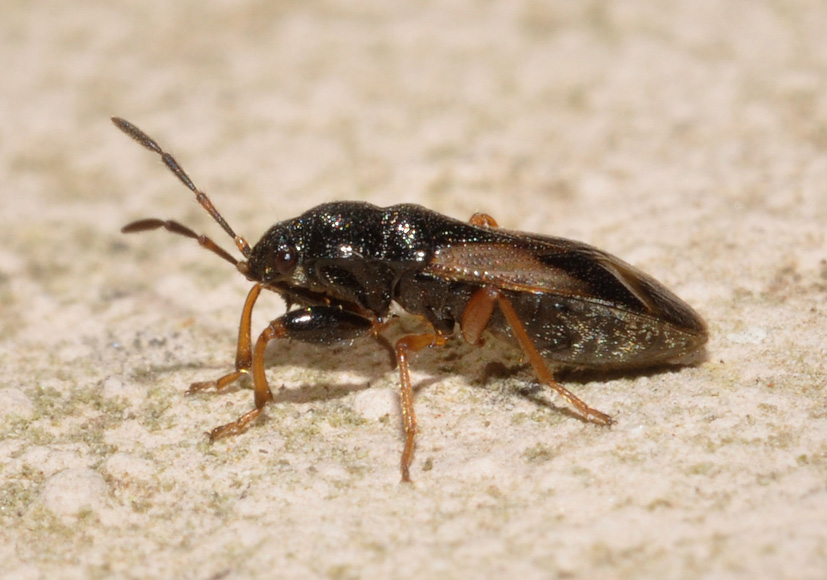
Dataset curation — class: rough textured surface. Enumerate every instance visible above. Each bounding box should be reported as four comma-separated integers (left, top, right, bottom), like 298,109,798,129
1,2,826,579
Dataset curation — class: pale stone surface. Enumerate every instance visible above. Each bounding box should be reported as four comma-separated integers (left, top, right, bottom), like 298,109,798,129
39,468,109,519
0,388,34,421
1,2,826,579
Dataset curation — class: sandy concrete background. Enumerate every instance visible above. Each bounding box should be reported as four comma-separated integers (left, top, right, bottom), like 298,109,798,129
1,1,826,579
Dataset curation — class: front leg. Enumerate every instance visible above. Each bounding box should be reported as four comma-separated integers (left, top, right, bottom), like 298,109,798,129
188,283,262,394
207,306,377,441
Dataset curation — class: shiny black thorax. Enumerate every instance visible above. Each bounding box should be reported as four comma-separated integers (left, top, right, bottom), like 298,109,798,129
248,202,493,323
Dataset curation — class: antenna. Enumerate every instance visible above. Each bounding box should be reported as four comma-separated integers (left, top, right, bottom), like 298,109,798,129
112,117,252,259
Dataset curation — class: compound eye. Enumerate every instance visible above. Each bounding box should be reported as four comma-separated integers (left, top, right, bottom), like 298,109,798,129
273,245,298,275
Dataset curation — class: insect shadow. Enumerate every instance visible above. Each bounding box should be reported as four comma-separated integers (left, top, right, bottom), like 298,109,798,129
481,347,706,420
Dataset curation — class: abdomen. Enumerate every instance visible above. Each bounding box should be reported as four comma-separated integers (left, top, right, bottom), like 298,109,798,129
489,289,707,370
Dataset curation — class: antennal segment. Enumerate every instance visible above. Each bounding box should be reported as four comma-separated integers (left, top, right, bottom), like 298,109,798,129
112,117,252,258
122,218,240,267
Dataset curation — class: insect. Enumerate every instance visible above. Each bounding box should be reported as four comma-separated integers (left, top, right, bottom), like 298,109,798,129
113,117,708,482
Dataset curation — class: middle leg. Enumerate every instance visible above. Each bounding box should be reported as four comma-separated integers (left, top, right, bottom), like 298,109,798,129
394,331,447,483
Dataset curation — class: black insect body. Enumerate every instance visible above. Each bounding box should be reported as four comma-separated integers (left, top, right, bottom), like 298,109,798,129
114,118,708,482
